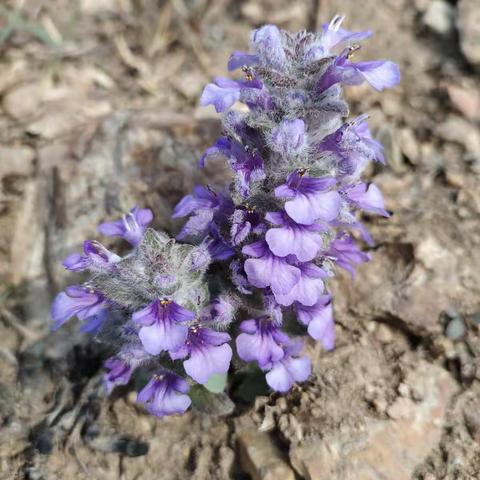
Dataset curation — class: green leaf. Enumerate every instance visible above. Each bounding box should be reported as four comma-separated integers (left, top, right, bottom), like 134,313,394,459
204,373,227,393
189,385,234,416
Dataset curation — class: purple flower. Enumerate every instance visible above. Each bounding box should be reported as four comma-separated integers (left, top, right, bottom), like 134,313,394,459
274,262,327,307
172,186,233,241
206,223,234,260
325,234,371,277
62,240,120,272
200,136,265,197
353,117,385,164
230,260,252,295
173,186,221,218
275,171,341,225
137,373,191,417
251,25,286,71
98,207,153,246
51,285,107,331
320,15,373,52
236,317,289,368
228,51,259,71
318,117,384,179
302,17,372,63
170,327,232,385
132,300,194,355
265,340,311,392
263,292,283,325
104,357,133,394
231,206,265,246
242,241,301,298
269,119,306,157
317,48,400,93
104,346,150,393
296,295,335,350
344,182,389,217
200,77,262,112
79,309,108,333
265,211,325,262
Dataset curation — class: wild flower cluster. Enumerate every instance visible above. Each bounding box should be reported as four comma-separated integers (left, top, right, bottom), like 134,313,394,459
51,17,400,417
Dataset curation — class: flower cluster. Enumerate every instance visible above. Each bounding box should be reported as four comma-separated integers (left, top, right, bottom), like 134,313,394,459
52,17,399,417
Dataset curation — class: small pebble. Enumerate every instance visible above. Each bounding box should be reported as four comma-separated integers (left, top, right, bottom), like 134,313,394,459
446,317,466,341
373,397,388,413
277,397,287,413
375,324,393,344
398,383,411,398
422,0,455,35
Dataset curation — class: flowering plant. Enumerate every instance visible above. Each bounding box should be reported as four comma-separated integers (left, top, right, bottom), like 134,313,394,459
52,17,399,417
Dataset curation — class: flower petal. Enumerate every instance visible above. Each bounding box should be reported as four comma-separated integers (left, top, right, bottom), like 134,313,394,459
139,322,188,355
184,344,232,384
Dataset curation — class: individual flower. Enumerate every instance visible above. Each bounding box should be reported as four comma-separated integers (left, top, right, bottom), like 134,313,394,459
172,186,233,241
316,47,401,93
170,326,232,384
264,339,311,392
104,346,150,394
132,300,194,355
275,171,341,225
318,117,384,179
205,223,235,260
325,234,371,277
200,77,262,112
200,136,265,197
296,295,335,350
274,262,327,307
231,206,265,246
302,16,372,63
344,182,389,217
265,211,325,262
62,240,120,272
319,15,373,52
230,260,252,295
269,119,307,157
353,117,385,164
263,292,283,325
227,51,259,71
242,241,301,298
79,309,109,334
137,372,191,417
103,357,133,394
51,285,107,331
236,317,289,368
98,207,153,246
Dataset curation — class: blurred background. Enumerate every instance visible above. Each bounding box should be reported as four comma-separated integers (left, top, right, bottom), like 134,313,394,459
0,0,479,479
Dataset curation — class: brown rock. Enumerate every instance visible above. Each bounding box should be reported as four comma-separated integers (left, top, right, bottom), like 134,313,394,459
398,128,420,164
458,0,480,67
386,397,415,420
0,146,35,178
290,362,459,480
437,116,480,155
446,84,480,122
236,417,295,480
2,83,45,120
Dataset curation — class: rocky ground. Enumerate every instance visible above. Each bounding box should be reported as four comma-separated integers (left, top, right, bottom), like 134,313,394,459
0,0,479,479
